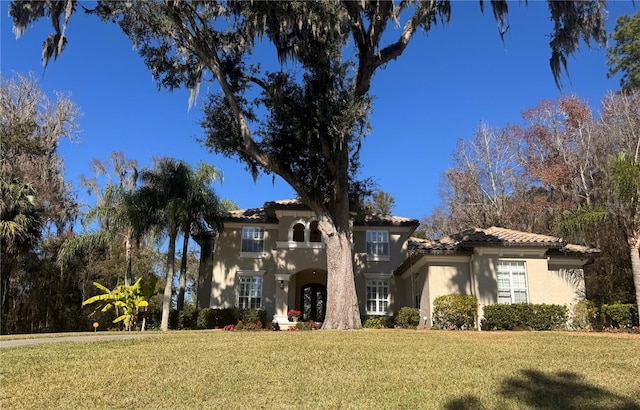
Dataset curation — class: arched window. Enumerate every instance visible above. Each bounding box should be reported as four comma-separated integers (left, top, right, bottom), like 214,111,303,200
292,223,305,242
309,220,322,242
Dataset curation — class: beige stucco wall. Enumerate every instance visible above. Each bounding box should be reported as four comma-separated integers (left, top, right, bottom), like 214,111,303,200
408,248,587,328
426,259,471,324
471,249,585,316
208,223,279,314
207,217,416,320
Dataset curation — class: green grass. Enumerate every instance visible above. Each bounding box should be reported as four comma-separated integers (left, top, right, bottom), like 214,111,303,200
2,330,639,409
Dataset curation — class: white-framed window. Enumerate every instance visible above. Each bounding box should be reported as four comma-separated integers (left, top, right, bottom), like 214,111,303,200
496,261,528,304
366,230,389,257
241,227,264,252
237,271,264,309
366,279,389,315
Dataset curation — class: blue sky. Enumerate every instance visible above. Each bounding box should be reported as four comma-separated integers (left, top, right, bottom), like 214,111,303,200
2,1,637,222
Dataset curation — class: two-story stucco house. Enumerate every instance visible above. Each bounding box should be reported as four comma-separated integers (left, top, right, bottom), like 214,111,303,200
196,200,598,328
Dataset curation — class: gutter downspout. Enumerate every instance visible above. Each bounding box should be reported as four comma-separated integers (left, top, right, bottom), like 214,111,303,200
469,253,480,331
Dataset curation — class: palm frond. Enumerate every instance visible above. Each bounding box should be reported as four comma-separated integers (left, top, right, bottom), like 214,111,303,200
557,206,609,237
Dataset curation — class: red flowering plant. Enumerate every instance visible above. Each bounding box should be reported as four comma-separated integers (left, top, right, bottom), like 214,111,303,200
287,309,302,322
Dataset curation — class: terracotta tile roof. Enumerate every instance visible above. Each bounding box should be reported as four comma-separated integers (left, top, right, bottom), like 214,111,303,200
408,227,599,255
408,236,458,252
263,199,310,210
222,208,275,223
361,213,419,227
450,227,564,247
554,243,600,255
224,199,419,227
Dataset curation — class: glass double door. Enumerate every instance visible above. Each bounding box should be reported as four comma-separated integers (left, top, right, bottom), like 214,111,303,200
301,283,326,322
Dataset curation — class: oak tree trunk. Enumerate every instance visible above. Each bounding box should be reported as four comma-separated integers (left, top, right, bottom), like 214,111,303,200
317,200,362,330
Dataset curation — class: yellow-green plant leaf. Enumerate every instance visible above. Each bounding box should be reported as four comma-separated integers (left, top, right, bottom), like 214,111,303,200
112,314,129,324
83,293,113,305
92,282,111,293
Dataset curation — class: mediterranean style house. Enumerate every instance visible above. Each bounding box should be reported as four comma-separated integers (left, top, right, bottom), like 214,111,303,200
196,200,598,328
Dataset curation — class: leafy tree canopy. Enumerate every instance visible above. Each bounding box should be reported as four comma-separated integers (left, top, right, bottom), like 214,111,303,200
607,10,640,93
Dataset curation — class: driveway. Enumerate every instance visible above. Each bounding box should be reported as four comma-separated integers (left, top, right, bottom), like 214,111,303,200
0,333,160,348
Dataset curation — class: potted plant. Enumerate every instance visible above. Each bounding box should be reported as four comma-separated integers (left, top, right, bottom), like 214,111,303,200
287,309,302,322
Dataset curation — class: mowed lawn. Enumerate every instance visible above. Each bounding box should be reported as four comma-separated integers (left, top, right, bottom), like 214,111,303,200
1,330,639,409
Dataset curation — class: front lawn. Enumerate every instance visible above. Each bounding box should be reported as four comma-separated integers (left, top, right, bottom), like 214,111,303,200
1,330,638,409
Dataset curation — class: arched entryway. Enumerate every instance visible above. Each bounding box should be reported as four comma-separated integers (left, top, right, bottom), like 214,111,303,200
289,268,327,323
301,283,326,322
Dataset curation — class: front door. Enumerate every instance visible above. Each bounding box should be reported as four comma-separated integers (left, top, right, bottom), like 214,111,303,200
301,283,326,322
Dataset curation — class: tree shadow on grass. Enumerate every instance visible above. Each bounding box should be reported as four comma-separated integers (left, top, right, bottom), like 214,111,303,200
444,369,640,410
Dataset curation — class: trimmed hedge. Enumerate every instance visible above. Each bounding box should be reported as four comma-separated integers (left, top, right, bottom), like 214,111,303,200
601,301,639,329
571,299,599,330
196,308,266,329
571,300,639,330
393,307,420,328
432,294,478,330
481,303,569,331
362,315,390,329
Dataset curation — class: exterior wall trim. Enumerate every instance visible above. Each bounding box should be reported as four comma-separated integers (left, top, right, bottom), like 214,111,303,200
363,272,393,280
475,246,546,258
237,270,266,277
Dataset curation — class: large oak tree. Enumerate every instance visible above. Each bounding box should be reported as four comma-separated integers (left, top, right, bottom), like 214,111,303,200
11,0,608,329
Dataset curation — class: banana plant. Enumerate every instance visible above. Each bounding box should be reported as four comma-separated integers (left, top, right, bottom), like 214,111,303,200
83,277,151,331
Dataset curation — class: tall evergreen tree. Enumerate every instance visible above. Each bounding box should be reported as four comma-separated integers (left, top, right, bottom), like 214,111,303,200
607,10,640,93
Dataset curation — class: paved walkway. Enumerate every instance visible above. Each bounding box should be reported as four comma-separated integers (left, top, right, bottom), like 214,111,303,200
0,333,160,348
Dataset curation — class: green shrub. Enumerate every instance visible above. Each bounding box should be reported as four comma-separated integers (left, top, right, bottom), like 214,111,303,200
394,307,420,329
482,304,515,330
528,304,569,330
192,308,267,329
290,320,319,331
363,315,389,329
237,308,267,326
218,308,237,327
482,303,568,331
572,300,598,330
601,302,639,329
179,305,198,329
197,308,216,329
432,294,478,330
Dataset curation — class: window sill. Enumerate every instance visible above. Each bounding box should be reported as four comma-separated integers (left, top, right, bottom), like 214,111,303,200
240,252,267,259
275,241,325,249
366,254,390,262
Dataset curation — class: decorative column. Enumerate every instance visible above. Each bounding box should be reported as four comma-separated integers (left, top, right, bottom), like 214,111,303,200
274,272,292,324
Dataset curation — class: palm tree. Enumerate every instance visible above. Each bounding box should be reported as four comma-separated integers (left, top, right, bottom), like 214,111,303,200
609,153,640,317
0,177,43,330
57,153,144,287
139,159,224,329
139,158,190,331
560,153,640,317
176,162,223,313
